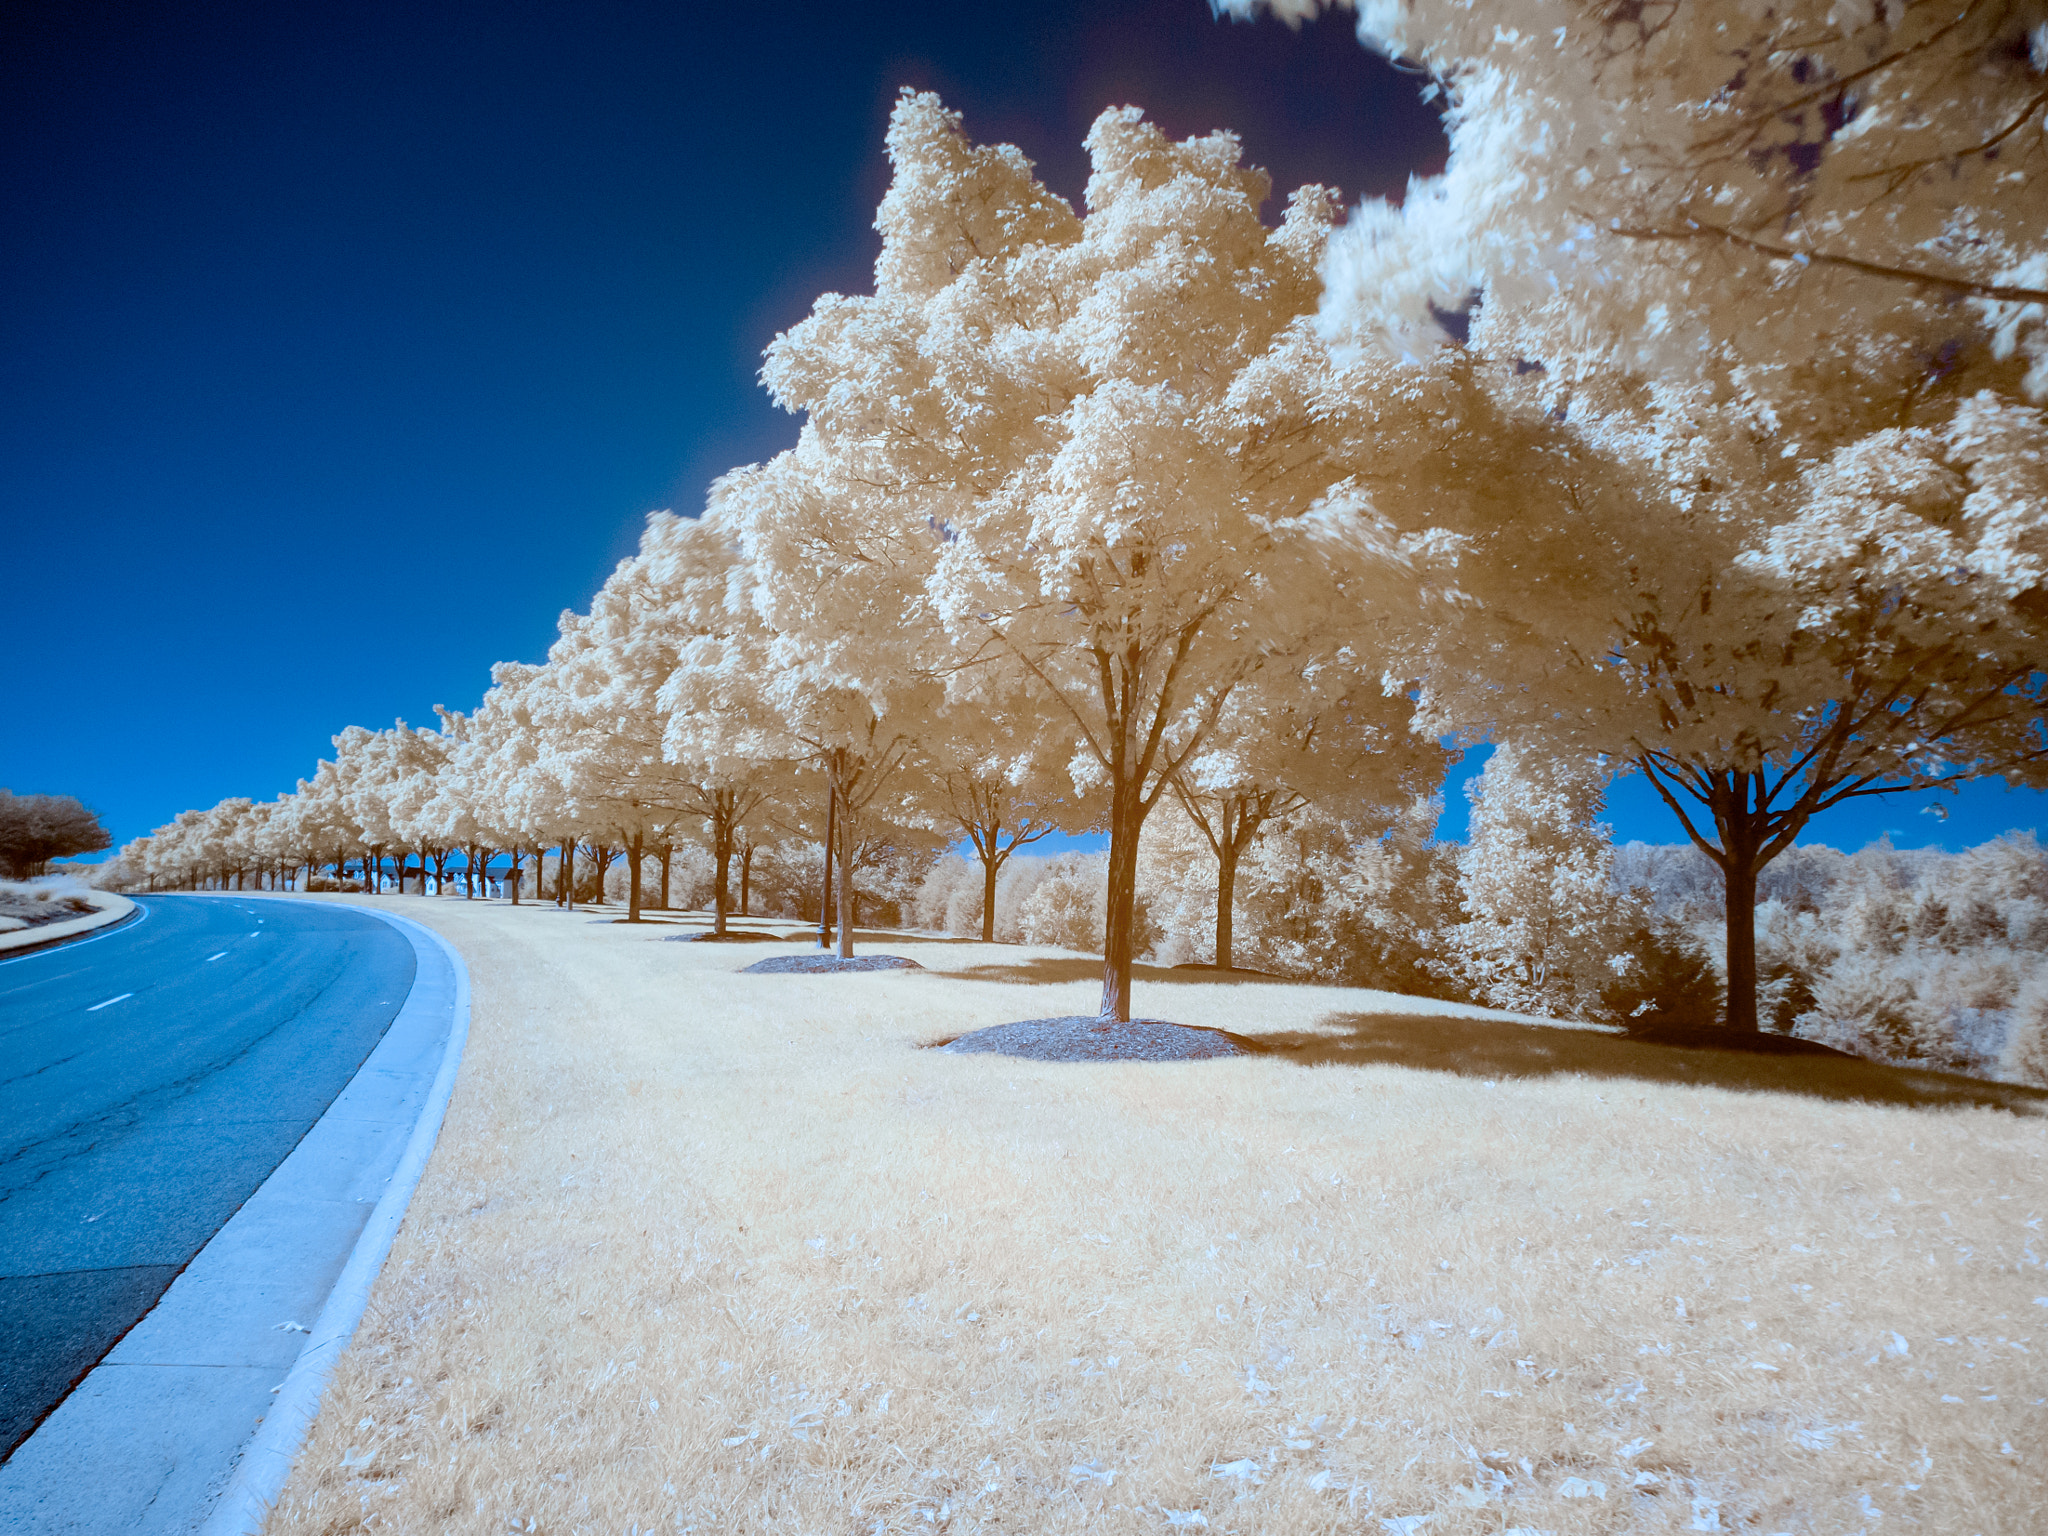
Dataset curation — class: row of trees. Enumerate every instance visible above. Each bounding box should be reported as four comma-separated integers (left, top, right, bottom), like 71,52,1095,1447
107,9,2048,1032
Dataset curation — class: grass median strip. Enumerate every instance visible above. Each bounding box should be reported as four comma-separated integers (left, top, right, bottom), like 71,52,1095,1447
267,896,2047,1535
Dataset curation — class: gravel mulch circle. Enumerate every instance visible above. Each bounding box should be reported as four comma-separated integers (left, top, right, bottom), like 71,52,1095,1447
937,1016,1251,1062
740,954,924,974
663,930,784,943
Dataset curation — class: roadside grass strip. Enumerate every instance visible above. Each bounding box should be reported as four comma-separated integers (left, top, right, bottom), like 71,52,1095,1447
267,897,2047,1535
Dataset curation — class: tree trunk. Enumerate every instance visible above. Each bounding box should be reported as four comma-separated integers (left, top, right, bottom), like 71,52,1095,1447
626,831,644,921
739,842,754,916
818,777,836,949
557,841,573,907
510,846,522,904
1215,838,1239,972
658,843,672,910
836,825,856,960
1099,775,1144,1022
713,813,733,937
1723,845,1763,1034
981,849,1000,943
593,843,612,902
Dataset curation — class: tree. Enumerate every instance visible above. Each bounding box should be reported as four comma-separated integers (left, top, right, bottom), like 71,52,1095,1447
634,509,785,933
0,789,112,878
385,720,455,894
913,694,1074,943
1220,4,2048,1031
444,672,548,903
1169,652,1445,970
1436,745,1644,1020
663,490,924,956
1417,374,2048,1032
756,93,1438,1018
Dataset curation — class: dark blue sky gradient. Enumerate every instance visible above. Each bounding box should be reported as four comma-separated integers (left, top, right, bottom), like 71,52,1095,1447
6,0,2042,858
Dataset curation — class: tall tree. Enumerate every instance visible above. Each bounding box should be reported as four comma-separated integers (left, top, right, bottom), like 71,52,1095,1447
757,93,1438,1018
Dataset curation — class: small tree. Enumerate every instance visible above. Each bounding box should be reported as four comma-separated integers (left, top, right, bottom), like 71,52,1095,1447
0,789,112,878
1436,746,1643,1021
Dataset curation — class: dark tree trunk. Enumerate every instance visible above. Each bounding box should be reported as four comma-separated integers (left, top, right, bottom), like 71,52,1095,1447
593,844,613,901
818,777,836,950
658,842,672,910
836,827,856,960
1216,838,1240,972
981,849,1001,943
1637,758,1818,1036
713,814,733,936
556,841,573,907
509,846,523,905
1724,844,1763,1034
739,841,754,916
1099,772,1144,1022
626,831,644,921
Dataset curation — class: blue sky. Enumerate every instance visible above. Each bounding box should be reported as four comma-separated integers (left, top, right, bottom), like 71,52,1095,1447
7,0,2044,860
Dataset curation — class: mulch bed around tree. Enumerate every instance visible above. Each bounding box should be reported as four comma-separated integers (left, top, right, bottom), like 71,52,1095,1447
663,930,784,942
1624,1024,1859,1059
740,954,925,974
936,1016,1251,1062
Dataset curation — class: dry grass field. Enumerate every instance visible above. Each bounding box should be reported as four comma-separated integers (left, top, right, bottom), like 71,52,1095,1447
260,894,2047,1536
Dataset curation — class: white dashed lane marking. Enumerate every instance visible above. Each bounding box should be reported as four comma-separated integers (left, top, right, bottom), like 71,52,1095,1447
206,952,228,962
86,993,132,1011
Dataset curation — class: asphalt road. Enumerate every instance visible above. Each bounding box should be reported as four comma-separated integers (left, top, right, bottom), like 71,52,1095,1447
0,895,415,1462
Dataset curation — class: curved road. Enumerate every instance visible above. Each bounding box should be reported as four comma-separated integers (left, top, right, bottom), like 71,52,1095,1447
0,896,415,1461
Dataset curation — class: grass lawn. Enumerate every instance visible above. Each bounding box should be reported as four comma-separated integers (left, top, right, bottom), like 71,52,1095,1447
262,894,2046,1535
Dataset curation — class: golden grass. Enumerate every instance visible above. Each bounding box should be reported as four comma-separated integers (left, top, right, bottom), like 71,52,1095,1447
263,896,2048,1535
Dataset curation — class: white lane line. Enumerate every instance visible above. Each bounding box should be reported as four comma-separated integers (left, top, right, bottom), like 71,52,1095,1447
206,952,228,962
86,993,133,1011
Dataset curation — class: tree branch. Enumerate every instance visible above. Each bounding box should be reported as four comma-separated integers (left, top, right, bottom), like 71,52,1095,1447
1610,221,2048,306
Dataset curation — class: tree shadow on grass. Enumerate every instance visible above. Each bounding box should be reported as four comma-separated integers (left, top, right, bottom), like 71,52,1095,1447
1240,1013,2048,1116
949,957,1296,987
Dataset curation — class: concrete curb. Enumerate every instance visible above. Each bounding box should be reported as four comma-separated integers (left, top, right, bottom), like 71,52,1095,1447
0,891,137,956
198,903,470,1535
